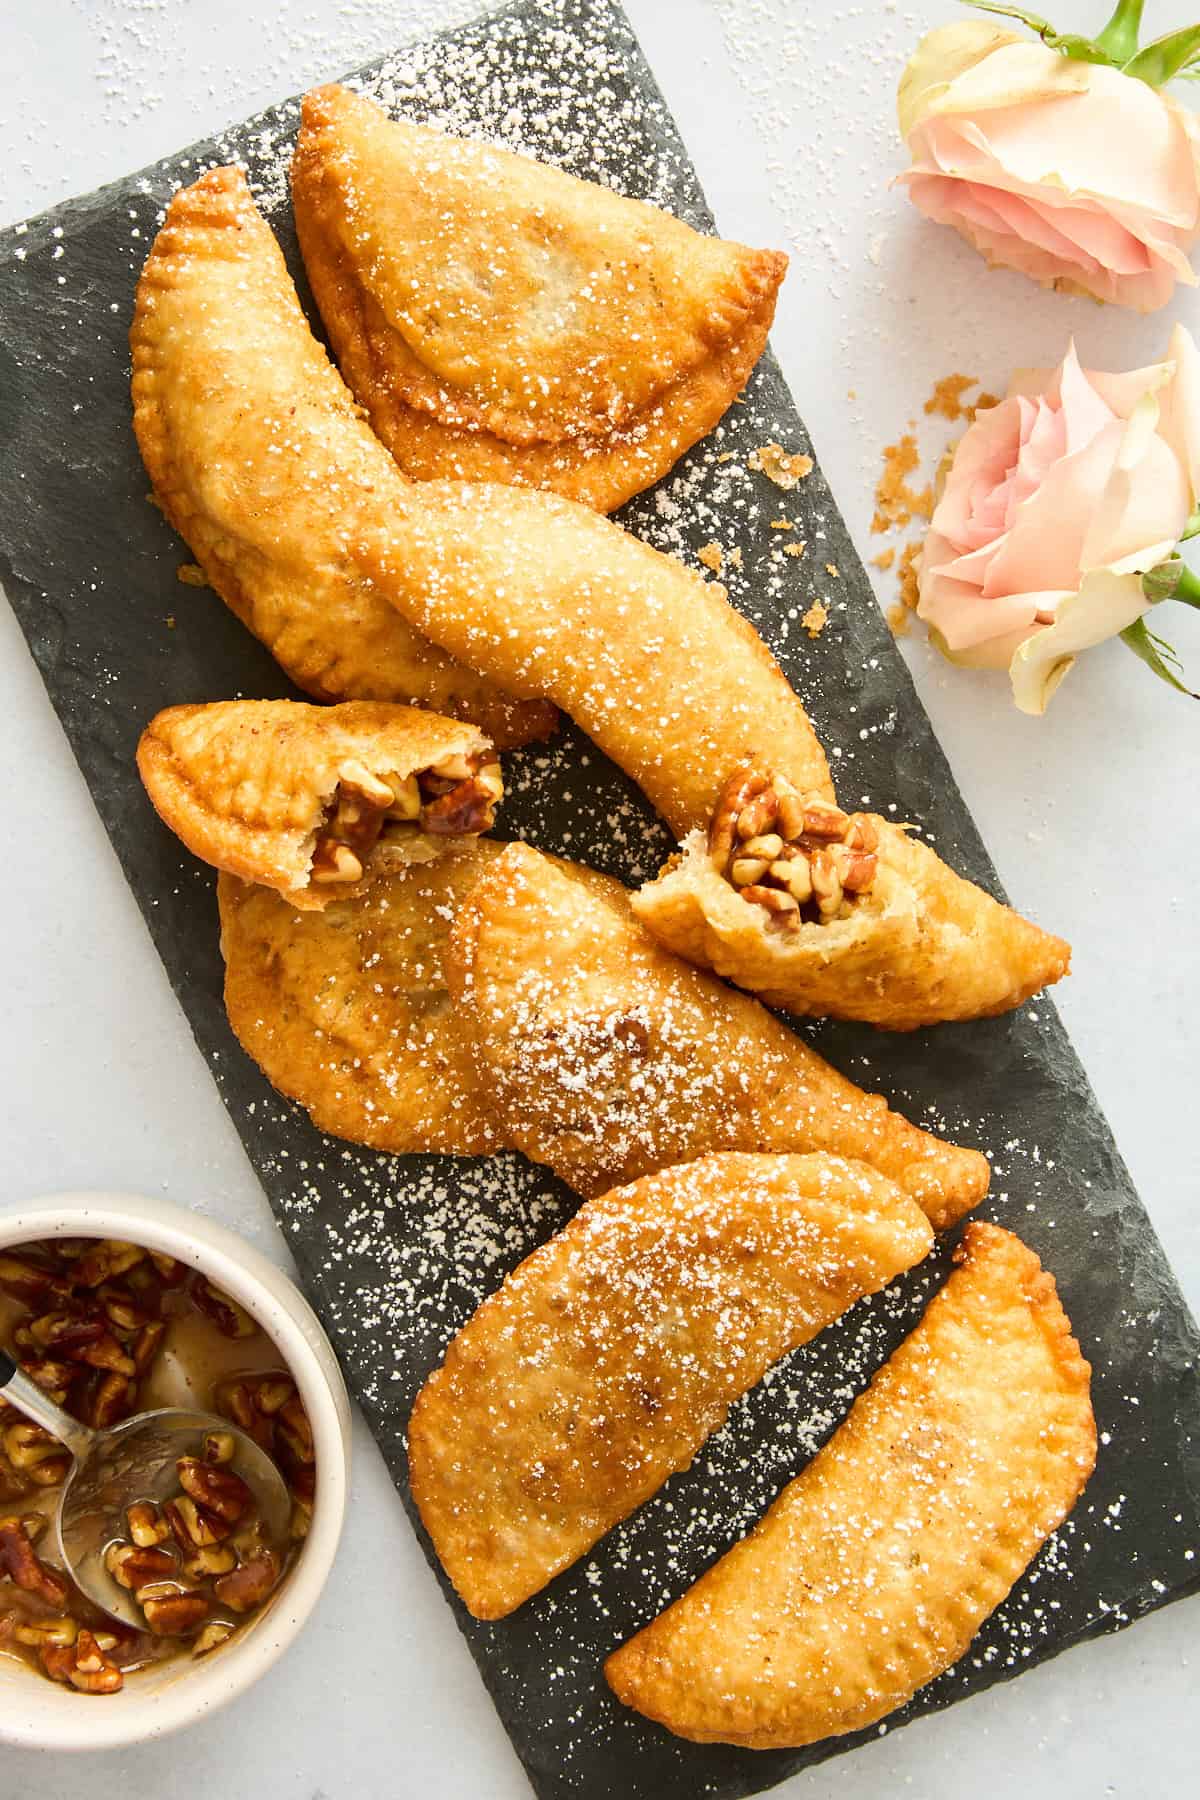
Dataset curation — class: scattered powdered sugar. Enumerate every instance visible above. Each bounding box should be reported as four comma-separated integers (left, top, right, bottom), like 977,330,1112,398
4,1,1198,1790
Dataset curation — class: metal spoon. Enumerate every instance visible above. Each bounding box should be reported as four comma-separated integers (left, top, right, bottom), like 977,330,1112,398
0,1347,290,1628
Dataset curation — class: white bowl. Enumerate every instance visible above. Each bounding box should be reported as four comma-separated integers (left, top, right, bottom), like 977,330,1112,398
0,1191,352,1750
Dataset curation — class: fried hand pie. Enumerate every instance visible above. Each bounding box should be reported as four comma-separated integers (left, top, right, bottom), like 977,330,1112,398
633,764,1071,1028
292,84,787,513
383,480,834,834
409,1151,934,1619
130,166,554,750
606,1222,1096,1748
218,840,507,1154
138,698,502,908
445,843,989,1226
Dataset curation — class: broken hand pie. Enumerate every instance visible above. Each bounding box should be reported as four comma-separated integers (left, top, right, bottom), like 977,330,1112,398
130,165,554,749
218,839,507,1154
445,842,990,1226
409,1151,934,1619
138,699,502,907
633,763,1072,1028
292,84,787,513
606,1222,1096,1748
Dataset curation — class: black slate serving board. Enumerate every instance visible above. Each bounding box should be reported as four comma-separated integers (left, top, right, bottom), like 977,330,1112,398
2,1,1198,1794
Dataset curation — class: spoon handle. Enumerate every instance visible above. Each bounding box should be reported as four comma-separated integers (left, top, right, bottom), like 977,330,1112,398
0,1351,95,1462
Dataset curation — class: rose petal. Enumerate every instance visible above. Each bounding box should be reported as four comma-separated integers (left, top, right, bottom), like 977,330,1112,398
928,394,1026,546
1009,567,1150,713
1156,323,1200,507
1081,395,1189,572
983,422,1124,597
898,19,1022,142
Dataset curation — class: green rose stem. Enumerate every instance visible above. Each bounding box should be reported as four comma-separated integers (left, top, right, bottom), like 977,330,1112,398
967,0,1200,85
1120,560,1200,697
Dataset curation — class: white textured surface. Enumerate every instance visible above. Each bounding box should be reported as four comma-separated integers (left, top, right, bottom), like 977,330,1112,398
1,2,1196,1795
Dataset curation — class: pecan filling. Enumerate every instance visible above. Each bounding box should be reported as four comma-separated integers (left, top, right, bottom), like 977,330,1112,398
0,1241,315,1693
709,768,878,929
310,750,503,885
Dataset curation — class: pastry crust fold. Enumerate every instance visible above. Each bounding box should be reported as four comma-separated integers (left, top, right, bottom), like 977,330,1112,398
409,1151,934,1619
382,481,834,833
633,771,1071,1028
292,84,787,512
218,841,506,1155
606,1222,1096,1748
138,699,501,908
130,165,555,750
445,843,989,1227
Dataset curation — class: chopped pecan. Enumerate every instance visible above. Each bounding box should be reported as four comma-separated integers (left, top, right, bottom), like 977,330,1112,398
127,1501,171,1548
176,1457,251,1523
104,1542,178,1591
3,1422,70,1487
289,1498,312,1542
192,1620,235,1657
712,767,879,927
74,1240,147,1288
63,1628,125,1693
137,1584,209,1636
190,1276,257,1340
16,1614,77,1649
0,1252,68,1307
130,1319,167,1374
0,1514,70,1607
708,767,769,868
421,775,498,835
202,1430,236,1466
83,1371,136,1429
165,1494,231,1550
147,1250,188,1287
97,1284,156,1337
213,1549,280,1614
181,1544,236,1580
18,1355,74,1404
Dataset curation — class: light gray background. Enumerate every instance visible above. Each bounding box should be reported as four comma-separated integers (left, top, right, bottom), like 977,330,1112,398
2,2,1197,1795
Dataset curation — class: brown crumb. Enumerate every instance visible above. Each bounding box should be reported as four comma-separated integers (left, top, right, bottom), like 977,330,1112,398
769,518,793,531
801,600,828,638
716,451,736,463
924,373,978,421
727,546,743,570
697,542,724,574
177,562,208,587
967,391,1000,421
871,548,896,571
825,563,839,578
872,434,932,533
887,603,911,637
748,442,814,490
898,540,922,612
783,541,806,558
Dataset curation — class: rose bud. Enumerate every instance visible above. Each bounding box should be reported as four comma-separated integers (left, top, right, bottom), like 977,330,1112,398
897,10,1200,312
916,326,1200,712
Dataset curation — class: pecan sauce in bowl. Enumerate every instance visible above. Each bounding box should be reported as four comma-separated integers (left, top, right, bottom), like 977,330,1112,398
0,1195,349,1749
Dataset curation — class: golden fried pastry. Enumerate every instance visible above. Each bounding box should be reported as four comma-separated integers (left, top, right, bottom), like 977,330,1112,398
633,764,1071,1029
138,699,503,909
409,1152,934,1619
606,1221,1096,1748
292,84,787,513
445,843,989,1226
130,166,554,750
382,481,833,833
218,840,507,1153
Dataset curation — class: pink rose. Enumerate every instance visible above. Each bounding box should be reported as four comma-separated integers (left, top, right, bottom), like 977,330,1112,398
898,20,1200,311
917,326,1200,711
